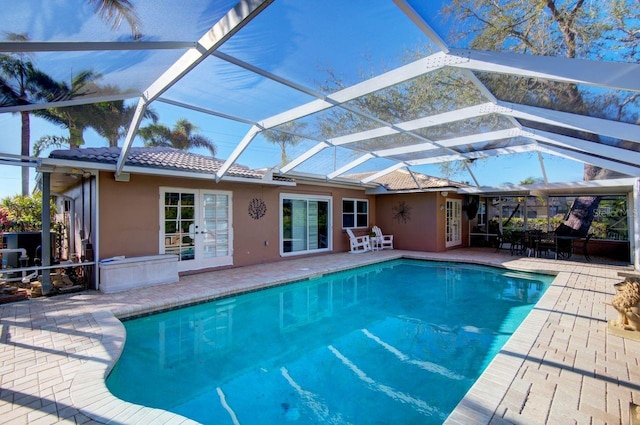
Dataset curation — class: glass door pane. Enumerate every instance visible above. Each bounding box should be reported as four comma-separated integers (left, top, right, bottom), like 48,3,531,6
291,200,308,252
446,199,462,247
282,196,330,254
202,193,230,259
163,191,196,261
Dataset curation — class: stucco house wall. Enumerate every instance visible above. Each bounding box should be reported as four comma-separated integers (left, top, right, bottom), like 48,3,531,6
97,171,377,267
374,192,468,252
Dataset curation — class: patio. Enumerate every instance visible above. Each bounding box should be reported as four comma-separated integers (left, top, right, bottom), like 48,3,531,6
0,248,638,424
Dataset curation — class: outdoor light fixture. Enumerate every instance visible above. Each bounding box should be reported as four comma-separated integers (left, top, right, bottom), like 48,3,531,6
440,204,445,211
440,191,449,197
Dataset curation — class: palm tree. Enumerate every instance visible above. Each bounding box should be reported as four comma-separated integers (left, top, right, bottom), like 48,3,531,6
90,98,158,147
138,118,216,156
262,121,307,165
35,71,101,150
519,177,544,185
0,34,67,195
89,0,142,39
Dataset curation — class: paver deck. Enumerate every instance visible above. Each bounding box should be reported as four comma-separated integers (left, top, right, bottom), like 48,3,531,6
1,248,638,424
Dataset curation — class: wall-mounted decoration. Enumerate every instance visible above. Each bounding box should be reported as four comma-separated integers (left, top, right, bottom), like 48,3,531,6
392,201,412,224
248,198,267,220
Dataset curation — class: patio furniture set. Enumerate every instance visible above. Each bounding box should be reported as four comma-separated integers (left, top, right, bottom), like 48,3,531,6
346,226,394,253
495,229,593,262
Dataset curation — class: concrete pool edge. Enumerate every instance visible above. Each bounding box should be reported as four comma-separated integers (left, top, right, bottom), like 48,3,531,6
74,252,566,425
68,310,199,424
443,271,569,424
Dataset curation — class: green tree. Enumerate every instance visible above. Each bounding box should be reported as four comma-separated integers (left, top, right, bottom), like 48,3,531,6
318,59,488,178
262,121,307,165
441,0,640,180
138,118,216,156
0,33,68,195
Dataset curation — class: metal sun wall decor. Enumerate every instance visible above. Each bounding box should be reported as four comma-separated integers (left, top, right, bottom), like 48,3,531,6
248,198,267,220
392,201,412,224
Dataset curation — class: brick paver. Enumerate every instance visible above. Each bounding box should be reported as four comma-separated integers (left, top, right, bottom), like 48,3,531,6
0,248,637,424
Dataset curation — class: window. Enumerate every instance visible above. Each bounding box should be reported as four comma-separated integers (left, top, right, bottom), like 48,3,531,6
281,194,331,255
477,199,486,225
342,199,368,228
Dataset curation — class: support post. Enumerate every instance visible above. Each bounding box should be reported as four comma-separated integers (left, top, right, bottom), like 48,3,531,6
41,172,51,295
633,178,639,270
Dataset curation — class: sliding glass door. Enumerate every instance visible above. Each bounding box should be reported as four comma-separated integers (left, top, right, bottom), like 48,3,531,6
281,194,331,255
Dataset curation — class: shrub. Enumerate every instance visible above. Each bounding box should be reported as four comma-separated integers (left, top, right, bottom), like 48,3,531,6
0,195,57,232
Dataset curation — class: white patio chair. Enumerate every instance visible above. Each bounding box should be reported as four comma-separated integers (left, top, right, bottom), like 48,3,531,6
372,226,394,250
346,228,371,253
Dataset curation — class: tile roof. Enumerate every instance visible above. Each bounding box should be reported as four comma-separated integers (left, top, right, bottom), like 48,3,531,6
49,147,268,180
346,169,468,191
48,148,462,190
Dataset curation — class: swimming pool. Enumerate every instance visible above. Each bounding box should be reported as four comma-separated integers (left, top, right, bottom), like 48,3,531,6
106,259,553,424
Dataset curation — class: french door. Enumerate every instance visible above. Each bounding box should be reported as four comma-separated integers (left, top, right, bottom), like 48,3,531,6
446,198,462,248
160,188,233,272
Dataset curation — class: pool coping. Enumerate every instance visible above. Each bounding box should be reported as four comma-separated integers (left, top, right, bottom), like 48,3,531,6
70,252,626,424
442,270,569,424
2,249,636,424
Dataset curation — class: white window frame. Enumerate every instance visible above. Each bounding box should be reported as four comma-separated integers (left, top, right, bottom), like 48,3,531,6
342,198,369,229
280,193,332,257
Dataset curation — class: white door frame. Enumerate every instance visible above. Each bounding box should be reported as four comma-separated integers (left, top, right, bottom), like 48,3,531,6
446,198,462,248
159,187,233,272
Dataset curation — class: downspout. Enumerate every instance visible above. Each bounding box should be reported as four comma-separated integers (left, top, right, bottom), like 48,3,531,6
52,192,75,261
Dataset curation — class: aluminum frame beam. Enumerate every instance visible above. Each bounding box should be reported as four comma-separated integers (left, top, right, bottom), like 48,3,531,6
408,144,538,165
289,102,500,179
500,101,640,144
116,0,273,177
522,128,640,166
0,93,138,114
221,50,461,180
0,41,195,52
360,163,407,183
448,49,640,92
374,128,520,158
538,144,640,177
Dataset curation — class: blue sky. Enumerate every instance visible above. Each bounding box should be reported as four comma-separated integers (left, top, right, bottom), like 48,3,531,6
0,107,585,200
0,0,589,200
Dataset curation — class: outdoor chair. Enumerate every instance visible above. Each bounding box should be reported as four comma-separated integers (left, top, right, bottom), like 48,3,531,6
572,233,593,262
372,226,394,250
346,228,371,253
535,232,556,258
494,230,509,253
508,231,526,256
523,230,539,257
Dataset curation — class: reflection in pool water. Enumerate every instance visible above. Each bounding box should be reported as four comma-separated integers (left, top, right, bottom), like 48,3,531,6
107,259,552,424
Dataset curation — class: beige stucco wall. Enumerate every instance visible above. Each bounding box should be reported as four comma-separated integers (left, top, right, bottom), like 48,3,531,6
374,192,468,252
97,172,378,267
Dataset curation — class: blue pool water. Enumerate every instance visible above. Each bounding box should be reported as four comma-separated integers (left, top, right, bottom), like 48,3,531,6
106,259,553,424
